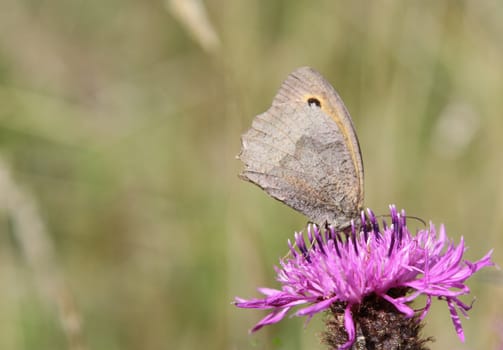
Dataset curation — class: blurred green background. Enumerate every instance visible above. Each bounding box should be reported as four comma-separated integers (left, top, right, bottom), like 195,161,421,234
0,1,502,349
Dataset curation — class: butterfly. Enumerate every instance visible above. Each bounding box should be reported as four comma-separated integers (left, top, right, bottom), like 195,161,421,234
238,67,364,230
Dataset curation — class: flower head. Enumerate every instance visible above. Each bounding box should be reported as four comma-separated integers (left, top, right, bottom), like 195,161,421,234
235,206,494,349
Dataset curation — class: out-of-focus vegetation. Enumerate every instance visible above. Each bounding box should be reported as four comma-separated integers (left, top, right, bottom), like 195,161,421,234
0,1,501,349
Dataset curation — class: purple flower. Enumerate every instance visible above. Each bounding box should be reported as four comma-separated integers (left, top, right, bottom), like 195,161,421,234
235,206,494,350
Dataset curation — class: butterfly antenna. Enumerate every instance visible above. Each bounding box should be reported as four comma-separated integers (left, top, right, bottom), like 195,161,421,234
281,221,322,260
377,214,426,226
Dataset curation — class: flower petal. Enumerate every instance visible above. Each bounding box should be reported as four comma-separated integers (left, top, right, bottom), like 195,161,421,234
294,297,338,317
446,298,465,342
250,307,291,332
340,304,356,350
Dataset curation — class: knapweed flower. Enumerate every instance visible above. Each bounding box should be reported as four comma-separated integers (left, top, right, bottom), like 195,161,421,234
235,206,494,350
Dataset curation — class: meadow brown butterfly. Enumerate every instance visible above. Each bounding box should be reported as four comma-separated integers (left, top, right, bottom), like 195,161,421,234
238,67,364,229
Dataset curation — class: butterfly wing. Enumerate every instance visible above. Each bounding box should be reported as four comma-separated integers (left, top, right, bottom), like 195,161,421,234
239,67,364,228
